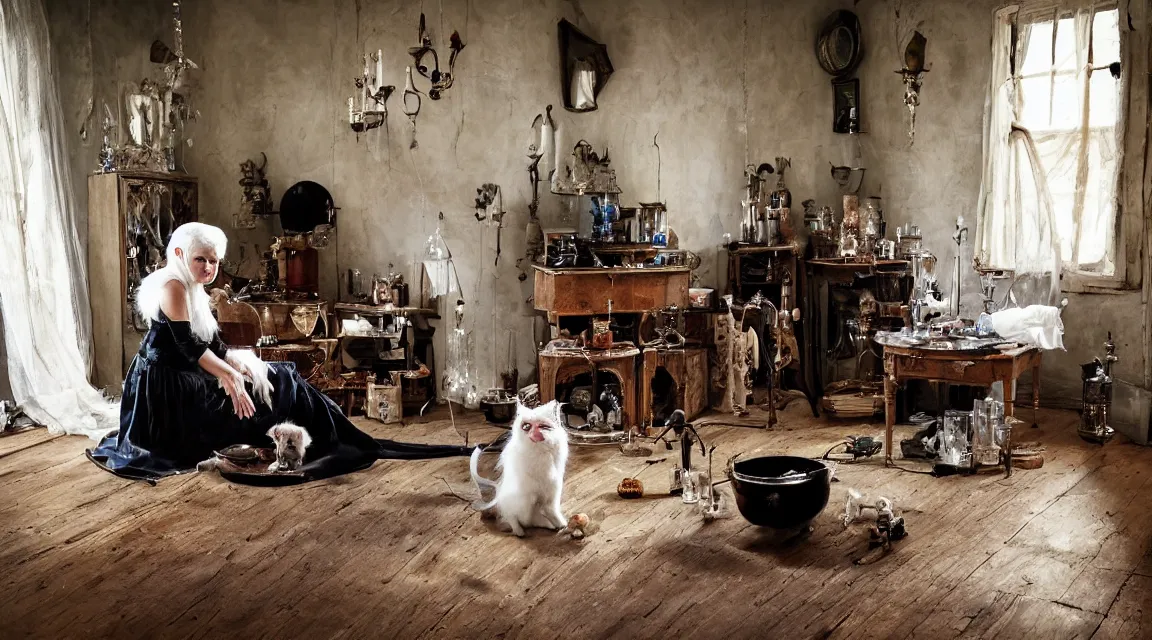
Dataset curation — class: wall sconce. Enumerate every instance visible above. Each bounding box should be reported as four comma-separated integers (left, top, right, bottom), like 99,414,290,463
896,31,929,144
348,49,395,133
408,13,465,100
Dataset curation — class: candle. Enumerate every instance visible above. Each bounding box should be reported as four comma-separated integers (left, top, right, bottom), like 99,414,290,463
375,49,383,94
348,96,354,123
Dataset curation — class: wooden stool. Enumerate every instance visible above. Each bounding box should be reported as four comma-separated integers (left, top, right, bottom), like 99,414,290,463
539,345,640,429
640,347,709,428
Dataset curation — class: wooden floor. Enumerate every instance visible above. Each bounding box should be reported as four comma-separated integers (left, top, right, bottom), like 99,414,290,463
1,404,1149,639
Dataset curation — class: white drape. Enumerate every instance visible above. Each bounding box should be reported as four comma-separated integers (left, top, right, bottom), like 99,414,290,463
0,0,119,440
975,5,1063,306
976,1,1124,296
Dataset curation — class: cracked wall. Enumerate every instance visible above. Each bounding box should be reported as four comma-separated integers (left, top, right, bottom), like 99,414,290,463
36,0,1151,431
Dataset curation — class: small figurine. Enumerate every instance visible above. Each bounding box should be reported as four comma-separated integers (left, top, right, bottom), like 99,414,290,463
96,105,117,174
238,152,272,217
844,489,908,565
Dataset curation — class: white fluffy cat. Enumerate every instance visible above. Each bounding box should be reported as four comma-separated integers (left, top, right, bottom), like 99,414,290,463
470,400,569,537
267,422,312,472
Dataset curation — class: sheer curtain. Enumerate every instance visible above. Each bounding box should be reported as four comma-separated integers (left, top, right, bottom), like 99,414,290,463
976,2,1124,301
975,5,1063,306
0,0,118,439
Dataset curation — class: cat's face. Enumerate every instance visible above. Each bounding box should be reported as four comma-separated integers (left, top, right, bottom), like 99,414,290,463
268,424,312,469
512,400,565,445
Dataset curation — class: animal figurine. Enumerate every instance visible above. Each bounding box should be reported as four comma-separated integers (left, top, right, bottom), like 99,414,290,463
470,400,569,537
267,422,312,472
844,488,908,565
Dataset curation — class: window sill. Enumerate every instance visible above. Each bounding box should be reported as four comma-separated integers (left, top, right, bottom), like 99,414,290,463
1061,271,1140,294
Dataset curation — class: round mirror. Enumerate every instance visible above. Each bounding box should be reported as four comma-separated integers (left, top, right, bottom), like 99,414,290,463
279,181,334,235
816,11,863,78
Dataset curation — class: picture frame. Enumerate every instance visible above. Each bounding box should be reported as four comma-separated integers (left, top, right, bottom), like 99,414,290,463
832,78,861,134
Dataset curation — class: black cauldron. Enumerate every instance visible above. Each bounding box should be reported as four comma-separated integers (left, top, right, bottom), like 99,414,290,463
727,455,832,529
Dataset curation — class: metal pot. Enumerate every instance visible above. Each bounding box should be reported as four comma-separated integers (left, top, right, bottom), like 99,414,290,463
727,455,832,529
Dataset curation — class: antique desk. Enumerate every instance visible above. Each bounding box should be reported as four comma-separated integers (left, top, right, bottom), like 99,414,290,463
532,265,690,321
533,265,690,431
878,339,1042,465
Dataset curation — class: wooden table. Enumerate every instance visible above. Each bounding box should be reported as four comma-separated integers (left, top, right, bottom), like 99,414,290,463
882,344,1042,464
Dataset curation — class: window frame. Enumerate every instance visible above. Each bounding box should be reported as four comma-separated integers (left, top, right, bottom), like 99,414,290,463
1002,0,1145,292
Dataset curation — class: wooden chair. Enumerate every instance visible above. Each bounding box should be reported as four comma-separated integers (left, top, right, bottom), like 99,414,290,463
209,288,263,348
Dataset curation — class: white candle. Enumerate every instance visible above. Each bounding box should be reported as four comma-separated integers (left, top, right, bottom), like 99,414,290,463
348,96,354,123
375,49,383,94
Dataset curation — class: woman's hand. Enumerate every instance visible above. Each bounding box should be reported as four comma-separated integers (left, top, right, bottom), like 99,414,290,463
225,349,275,410
218,370,256,419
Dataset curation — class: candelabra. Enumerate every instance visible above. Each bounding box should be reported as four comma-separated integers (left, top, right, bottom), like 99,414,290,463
348,49,395,133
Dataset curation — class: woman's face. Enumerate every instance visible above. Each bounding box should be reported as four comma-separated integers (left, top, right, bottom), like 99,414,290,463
183,246,220,284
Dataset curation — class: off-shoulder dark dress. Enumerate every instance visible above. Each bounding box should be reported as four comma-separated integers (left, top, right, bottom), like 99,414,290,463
87,311,468,484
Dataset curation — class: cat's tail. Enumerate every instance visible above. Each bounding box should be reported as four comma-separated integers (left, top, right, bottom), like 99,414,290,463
469,445,499,511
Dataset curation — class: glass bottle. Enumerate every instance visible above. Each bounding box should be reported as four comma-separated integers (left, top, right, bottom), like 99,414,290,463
774,158,793,241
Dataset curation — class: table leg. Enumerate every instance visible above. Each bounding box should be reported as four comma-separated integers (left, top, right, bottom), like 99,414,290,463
884,354,897,465
1003,376,1015,419
1031,365,1041,428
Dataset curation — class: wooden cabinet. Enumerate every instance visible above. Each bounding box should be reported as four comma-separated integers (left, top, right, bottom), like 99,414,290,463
87,171,198,391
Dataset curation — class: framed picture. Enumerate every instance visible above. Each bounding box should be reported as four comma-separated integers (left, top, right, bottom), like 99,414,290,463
832,78,860,134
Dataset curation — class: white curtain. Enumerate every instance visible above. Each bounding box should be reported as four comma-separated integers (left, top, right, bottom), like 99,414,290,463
975,5,1063,306
0,0,118,439
976,1,1124,298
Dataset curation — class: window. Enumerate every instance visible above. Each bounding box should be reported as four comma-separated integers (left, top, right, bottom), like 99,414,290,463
975,2,1133,289
1017,6,1122,273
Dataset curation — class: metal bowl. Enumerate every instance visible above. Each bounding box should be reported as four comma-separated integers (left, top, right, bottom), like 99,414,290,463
727,455,832,529
214,444,274,464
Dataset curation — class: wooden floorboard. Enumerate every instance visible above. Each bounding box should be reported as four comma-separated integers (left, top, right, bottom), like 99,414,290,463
0,405,1149,639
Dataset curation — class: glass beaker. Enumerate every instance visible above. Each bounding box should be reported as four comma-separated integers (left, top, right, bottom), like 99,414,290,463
695,470,713,510
681,469,699,504
939,409,972,468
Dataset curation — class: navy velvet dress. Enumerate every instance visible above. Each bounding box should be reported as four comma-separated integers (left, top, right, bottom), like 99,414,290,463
88,311,468,484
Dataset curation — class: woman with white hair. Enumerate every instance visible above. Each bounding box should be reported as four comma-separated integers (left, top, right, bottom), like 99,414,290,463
87,222,469,483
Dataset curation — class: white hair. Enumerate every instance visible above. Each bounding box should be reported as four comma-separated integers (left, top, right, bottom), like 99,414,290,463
134,222,228,342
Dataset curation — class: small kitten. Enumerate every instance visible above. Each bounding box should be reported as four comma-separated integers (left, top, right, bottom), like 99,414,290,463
267,422,312,472
470,400,569,537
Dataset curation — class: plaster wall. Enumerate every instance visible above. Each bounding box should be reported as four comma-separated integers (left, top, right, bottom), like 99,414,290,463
41,0,1150,421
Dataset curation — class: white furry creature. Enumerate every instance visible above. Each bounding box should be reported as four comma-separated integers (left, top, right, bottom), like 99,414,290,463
470,400,569,537
267,422,312,472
